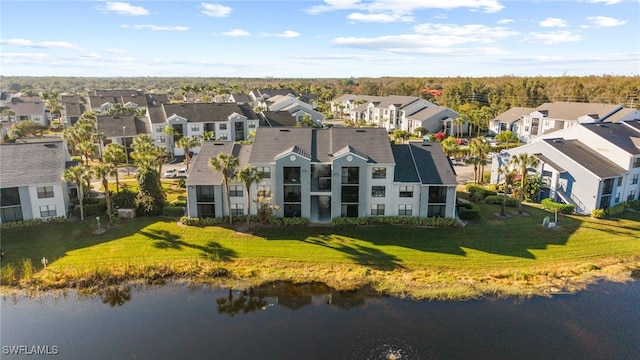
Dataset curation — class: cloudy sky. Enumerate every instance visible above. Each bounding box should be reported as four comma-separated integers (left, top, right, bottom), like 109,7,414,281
1,0,638,77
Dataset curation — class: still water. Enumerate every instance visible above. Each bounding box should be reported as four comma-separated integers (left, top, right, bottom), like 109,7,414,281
1,280,639,360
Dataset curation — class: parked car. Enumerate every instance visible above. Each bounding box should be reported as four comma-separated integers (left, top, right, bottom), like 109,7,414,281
164,169,177,178
177,169,188,178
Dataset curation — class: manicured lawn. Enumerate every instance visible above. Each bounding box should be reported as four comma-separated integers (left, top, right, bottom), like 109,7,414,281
2,202,639,299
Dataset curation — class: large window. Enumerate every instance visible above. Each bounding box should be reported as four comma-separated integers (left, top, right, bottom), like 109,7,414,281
229,185,243,197
429,186,447,203
341,204,358,218
399,186,414,198
231,203,244,216
1,188,23,223
399,204,412,216
372,167,386,179
371,186,385,197
196,185,215,202
284,167,301,183
341,186,359,203
342,167,359,184
371,204,385,216
632,174,639,185
39,205,56,218
633,158,640,168
259,167,271,179
37,186,54,199
628,190,637,202
428,205,446,217
284,204,301,217
197,204,215,218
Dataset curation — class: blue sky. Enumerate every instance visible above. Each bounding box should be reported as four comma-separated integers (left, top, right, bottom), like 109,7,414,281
1,0,638,78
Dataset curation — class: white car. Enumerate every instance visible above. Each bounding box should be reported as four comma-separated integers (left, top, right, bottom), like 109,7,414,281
177,169,188,178
164,169,177,178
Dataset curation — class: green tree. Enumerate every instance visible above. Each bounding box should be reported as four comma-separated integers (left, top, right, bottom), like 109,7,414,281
510,153,540,214
414,126,427,137
495,130,518,148
131,134,166,213
76,140,98,166
208,153,239,225
92,163,117,223
497,164,516,216
175,136,200,170
469,138,491,183
62,165,90,221
163,124,178,159
102,143,126,193
235,166,263,229
440,136,460,158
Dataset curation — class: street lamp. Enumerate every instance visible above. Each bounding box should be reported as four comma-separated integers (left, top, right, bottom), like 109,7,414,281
123,126,130,176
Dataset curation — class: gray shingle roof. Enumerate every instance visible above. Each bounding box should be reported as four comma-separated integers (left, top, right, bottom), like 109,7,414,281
534,102,622,121
259,111,297,127
543,138,626,178
404,142,457,185
96,115,138,138
494,107,535,123
186,141,235,185
0,138,67,188
405,106,455,120
162,103,258,123
582,122,640,155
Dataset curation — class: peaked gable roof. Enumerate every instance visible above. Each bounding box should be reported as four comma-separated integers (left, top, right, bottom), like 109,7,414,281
0,138,67,188
392,142,457,185
543,138,626,178
582,122,640,155
259,111,297,127
533,102,622,121
96,115,138,137
161,103,258,123
494,107,535,123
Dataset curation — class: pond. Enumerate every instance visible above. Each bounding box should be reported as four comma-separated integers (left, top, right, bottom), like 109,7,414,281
2,280,639,359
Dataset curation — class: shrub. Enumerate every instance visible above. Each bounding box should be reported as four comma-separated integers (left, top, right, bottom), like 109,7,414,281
0,217,68,230
73,202,107,217
171,200,187,207
484,195,517,207
180,216,226,227
163,206,185,217
457,201,480,220
112,189,137,209
605,203,626,217
591,209,605,219
465,184,497,202
331,216,458,227
541,198,574,214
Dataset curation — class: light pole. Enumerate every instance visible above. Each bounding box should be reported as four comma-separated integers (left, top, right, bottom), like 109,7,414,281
123,126,130,176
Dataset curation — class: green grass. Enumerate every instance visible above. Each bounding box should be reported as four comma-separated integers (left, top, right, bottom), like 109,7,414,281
1,202,639,300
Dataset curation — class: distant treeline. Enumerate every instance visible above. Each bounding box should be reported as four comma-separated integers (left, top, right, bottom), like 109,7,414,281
1,75,638,113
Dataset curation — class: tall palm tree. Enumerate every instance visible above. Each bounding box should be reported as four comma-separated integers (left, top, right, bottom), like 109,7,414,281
497,164,515,216
163,124,178,159
235,166,263,229
208,153,239,225
62,165,90,221
102,143,126,193
510,153,540,214
469,138,491,183
92,163,117,223
440,136,460,158
175,136,200,170
76,140,97,166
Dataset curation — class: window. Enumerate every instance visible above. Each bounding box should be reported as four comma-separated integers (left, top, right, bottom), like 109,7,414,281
259,167,271,179
398,204,412,216
219,134,228,140
341,186,359,202
157,135,165,143
371,204,385,216
342,167,359,184
248,122,257,129
156,125,164,132
1,187,21,206
632,174,639,185
196,185,215,202
191,124,199,131
428,205,446,217
615,193,620,203
257,185,271,196
371,186,385,197
633,158,640,168
372,167,386,179
231,203,244,216
219,124,227,130
39,205,56,217
628,190,637,202
37,186,54,199
618,177,623,186
399,186,413,198
197,204,215,218
429,186,447,203
229,185,243,197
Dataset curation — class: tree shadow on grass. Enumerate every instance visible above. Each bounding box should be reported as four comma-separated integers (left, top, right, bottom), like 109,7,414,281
303,234,404,270
139,229,237,261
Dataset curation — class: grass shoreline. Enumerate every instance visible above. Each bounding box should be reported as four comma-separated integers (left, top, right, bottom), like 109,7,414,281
2,203,640,301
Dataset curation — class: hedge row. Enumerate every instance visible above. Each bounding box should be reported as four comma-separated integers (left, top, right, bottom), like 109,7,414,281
457,201,480,220
162,206,185,217
592,200,640,219
331,216,458,227
0,217,68,230
465,184,497,202
484,195,517,207
540,198,575,214
73,202,107,217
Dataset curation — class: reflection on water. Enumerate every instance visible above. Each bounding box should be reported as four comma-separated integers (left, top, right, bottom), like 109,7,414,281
2,280,639,360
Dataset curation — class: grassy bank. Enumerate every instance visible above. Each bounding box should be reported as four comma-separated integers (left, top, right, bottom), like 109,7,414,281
1,202,639,300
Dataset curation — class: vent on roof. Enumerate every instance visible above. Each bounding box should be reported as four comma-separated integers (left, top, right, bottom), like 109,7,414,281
421,143,431,147
355,129,366,133
44,143,57,149
279,129,290,132
213,142,225,145
553,139,563,143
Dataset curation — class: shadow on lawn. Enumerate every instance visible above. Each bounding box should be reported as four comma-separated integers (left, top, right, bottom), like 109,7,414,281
257,204,582,260
141,229,237,261
303,234,404,270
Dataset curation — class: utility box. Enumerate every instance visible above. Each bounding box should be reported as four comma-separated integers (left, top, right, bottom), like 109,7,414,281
118,208,136,219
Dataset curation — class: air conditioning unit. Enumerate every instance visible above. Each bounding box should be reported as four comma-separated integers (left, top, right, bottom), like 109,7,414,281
118,208,136,219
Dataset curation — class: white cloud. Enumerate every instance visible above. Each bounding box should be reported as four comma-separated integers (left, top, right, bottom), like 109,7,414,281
306,0,504,15
222,29,251,37
347,11,414,23
522,31,581,44
497,18,514,24
588,0,623,4
102,2,149,16
539,18,568,28
413,23,517,39
104,48,127,54
262,31,300,38
0,38,82,50
121,24,189,31
586,16,627,27
201,3,232,17
1,52,51,60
